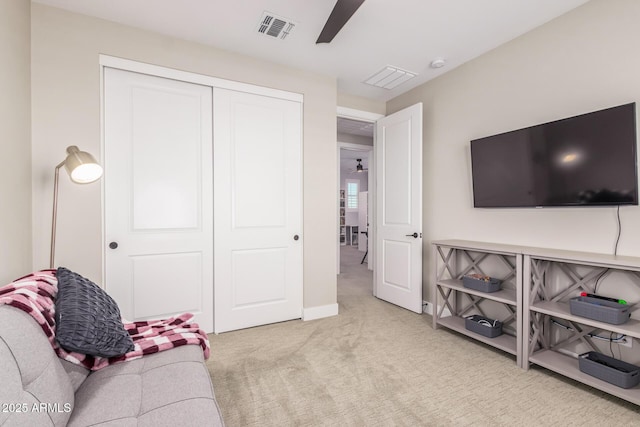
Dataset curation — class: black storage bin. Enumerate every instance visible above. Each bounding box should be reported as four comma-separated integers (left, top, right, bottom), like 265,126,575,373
462,274,502,293
464,315,503,338
569,296,631,325
579,351,640,389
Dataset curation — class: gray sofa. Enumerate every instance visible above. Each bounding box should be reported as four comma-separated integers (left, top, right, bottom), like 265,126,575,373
0,305,224,426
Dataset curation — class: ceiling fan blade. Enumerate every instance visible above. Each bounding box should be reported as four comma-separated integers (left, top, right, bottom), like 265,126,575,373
316,0,365,44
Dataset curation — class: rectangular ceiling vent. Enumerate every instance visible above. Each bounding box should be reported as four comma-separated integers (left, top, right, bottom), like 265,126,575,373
258,12,296,40
364,66,417,90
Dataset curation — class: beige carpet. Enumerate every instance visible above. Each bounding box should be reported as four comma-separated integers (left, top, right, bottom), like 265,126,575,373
207,246,640,426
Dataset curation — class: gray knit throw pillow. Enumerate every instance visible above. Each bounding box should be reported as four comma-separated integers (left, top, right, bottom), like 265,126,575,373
55,267,134,358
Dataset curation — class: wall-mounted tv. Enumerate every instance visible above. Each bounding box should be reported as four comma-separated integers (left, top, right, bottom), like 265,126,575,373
470,103,638,208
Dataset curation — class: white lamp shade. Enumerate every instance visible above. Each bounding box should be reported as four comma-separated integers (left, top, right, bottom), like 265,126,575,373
63,146,103,183
70,163,104,183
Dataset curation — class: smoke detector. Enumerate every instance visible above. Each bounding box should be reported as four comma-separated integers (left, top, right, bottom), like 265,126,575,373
257,11,296,40
430,58,446,69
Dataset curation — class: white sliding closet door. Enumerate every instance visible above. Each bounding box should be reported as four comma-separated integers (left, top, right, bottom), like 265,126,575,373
104,68,214,332
213,88,303,333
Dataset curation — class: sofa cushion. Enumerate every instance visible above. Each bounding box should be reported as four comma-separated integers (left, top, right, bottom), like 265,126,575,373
59,358,90,392
0,305,74,427
55,267,134,357
68,345,224,426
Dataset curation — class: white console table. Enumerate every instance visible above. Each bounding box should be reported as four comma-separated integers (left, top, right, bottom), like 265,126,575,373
432,239,640,405
522,247,640,405
432,240,524,367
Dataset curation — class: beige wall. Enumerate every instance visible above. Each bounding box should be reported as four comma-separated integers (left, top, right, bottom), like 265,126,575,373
387,0,640,302
338,92,386,115
31,4,337,309
0,0,31,284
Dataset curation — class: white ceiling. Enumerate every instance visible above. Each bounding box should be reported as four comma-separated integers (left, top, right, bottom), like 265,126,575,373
33,0,588,102
337,117,374,138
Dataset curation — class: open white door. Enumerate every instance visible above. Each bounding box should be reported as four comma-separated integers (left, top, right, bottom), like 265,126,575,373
375,103,423,313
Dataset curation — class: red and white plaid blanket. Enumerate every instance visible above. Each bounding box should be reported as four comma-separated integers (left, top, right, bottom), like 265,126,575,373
0,270,210,371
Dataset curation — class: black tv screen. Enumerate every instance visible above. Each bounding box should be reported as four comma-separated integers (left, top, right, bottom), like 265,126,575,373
470,103,638,208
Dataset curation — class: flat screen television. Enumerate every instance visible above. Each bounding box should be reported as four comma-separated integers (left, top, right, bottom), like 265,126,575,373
470,103,638,208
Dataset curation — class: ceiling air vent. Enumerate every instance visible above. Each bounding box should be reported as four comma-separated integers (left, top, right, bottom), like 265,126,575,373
364,66,417,90
258,12,296,40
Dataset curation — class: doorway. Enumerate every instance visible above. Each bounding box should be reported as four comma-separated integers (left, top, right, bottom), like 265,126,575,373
337,115,375,296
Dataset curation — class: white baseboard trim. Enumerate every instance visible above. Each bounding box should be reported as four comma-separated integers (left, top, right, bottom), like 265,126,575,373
302,303,339,321
423,301,451,317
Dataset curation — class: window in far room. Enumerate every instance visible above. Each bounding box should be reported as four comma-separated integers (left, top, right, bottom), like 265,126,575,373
346,179,359,212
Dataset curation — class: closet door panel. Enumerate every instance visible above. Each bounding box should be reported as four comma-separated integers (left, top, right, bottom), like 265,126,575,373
104,67,213,332
214,88,302,333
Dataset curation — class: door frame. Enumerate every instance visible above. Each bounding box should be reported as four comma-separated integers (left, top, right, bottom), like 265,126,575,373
336,107,383,295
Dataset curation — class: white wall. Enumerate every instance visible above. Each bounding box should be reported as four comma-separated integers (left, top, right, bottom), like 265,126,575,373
337,133,373,146
0,0,31,284
387,0,640,302
31,4,337,310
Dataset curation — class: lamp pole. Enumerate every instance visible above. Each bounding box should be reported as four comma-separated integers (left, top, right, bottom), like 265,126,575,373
50,160,66,269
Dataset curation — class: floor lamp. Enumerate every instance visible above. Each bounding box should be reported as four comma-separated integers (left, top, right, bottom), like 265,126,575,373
50,145,104,269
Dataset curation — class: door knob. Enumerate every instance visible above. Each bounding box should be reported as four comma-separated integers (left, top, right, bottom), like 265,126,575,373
405,233,419,238
293,235,299,241
109,242,118,249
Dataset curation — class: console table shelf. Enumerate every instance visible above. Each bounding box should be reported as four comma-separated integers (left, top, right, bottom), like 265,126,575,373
529,349,640,406
437,315,518,356
438,279,517,306
529,301,640,340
